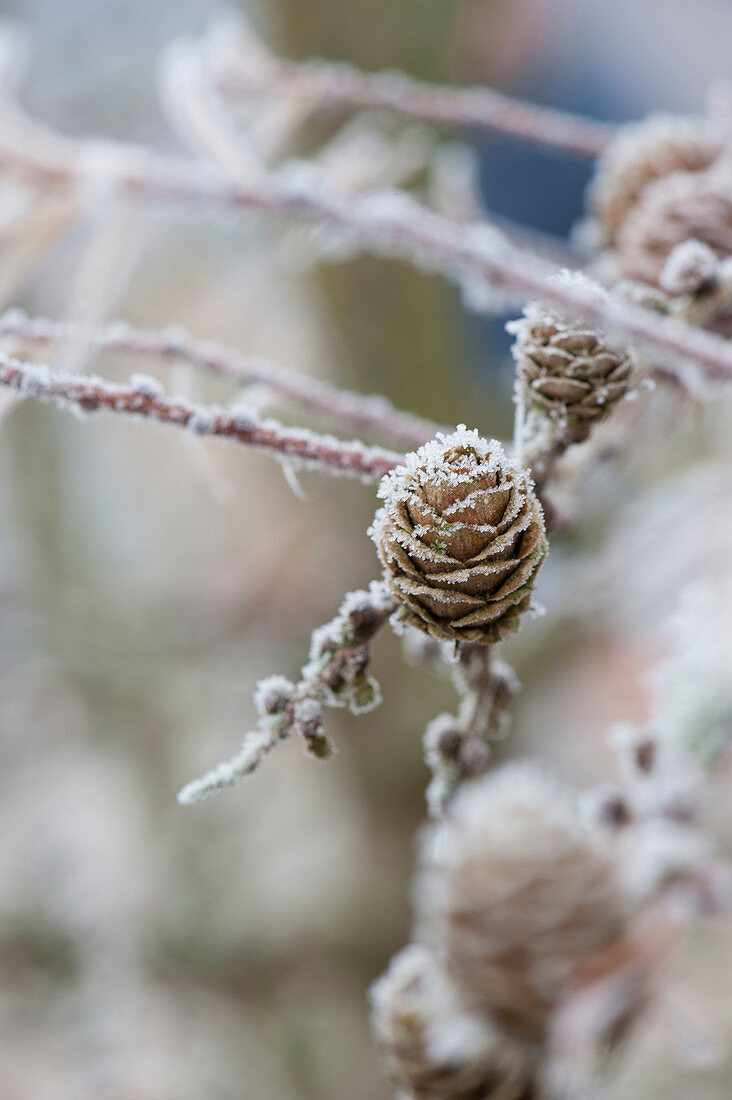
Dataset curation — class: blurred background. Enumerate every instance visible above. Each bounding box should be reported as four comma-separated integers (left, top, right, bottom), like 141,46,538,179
1,1,732,1097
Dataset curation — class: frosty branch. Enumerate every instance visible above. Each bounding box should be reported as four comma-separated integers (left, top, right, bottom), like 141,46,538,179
4,128,732,390
0,310,442,448
178,582,396,804
210,22,614,158
0,349,404,482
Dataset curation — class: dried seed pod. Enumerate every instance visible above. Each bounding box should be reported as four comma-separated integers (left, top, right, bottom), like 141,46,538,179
370,944,536,1100
614,163,732,286
370,428,547,645
510,290,633,442
416,764,628,1041
587,114,722,245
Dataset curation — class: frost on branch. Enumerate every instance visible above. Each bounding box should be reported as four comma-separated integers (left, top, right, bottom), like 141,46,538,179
0,308,439,450
0,349,404,483
178,581,395,804
423,647,520,817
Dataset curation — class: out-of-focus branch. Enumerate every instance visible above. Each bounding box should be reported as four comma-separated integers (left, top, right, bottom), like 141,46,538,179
212,33,614,159
0,349,404,482
2,62,732,388
0,310,442,448
4,134,732,389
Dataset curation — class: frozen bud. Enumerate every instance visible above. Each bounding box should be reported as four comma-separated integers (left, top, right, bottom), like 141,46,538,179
424,714,464,763
308,620,344,664
614,164,732,286
348,674,382,715
129,373,163,397
618,819,712,904
509,283,633,443
254,674,294,716
611,724,658,779
369,944,534,1100
291,698,333,759
660,238,721,296
587,113,722,245
370,427,547,646
229,403,256,432
340,587,386,639
581,783,634,830
187,408,217,435
416,763,628,1040
458,739,491,777
614,279,671,314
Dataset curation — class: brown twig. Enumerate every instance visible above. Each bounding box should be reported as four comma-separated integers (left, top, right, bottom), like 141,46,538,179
0,310,442,448
215,54,614,159
2,111,732,387
178,583,397,803
0,349,404,482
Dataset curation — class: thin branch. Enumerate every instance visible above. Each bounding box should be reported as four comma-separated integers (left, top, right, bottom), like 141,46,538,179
423,645,520,816
0,349,404,482
214,53,614,159
3,112,732,387
0,310,442,448
95,163,732,385
178,582,397,803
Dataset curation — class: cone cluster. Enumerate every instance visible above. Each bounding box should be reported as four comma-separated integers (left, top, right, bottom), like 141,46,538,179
371,765,634,1099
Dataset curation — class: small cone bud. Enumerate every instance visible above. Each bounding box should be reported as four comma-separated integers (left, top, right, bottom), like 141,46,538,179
510,286,633,442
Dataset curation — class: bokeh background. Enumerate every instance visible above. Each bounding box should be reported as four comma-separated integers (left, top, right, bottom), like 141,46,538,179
1,1,732,1097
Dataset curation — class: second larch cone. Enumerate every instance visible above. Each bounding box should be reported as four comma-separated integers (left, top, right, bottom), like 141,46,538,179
416,764,629,1042
614,162,732,286
370,428,547,645
586,113,723,246
510,296,633,442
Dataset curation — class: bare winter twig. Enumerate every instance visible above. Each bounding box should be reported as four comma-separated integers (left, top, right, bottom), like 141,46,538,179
3,131,732,390
212,34,614,159
178,581,396,803
0,309,442,448
0,348,404,482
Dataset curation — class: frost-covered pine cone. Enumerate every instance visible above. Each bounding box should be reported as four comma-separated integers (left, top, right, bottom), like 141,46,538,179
369,428,547,646
587,113,722,245
416,764,628,1041
509,296,633,441
370,944,537,1100
614,162,732,286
